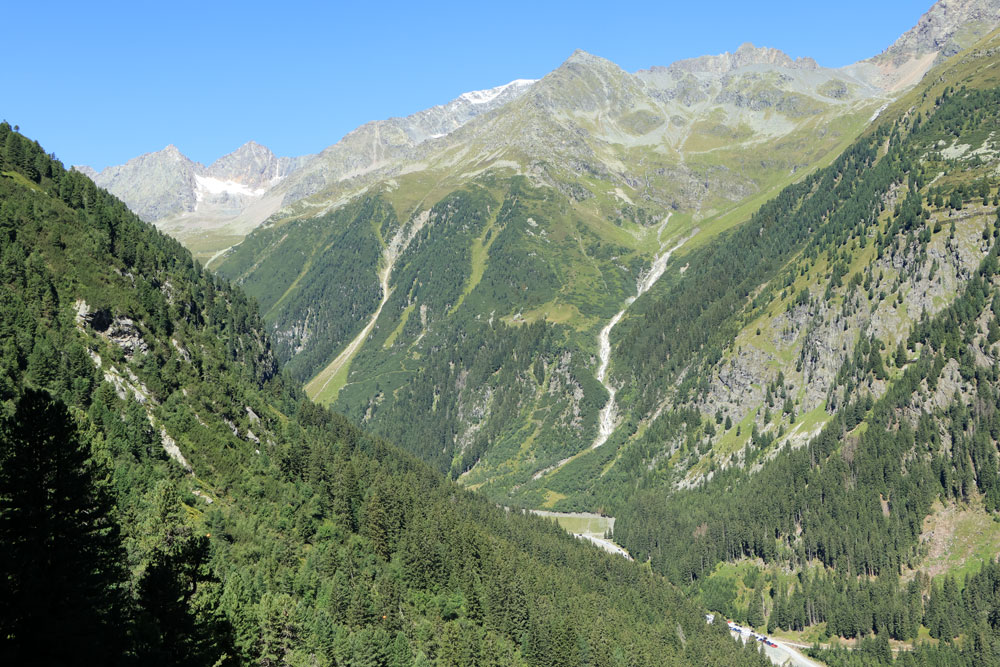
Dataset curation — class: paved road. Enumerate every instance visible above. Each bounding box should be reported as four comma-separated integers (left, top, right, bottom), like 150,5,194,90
727,622,825,667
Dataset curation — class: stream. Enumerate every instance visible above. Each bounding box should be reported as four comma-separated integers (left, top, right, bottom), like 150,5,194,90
591,214,690,449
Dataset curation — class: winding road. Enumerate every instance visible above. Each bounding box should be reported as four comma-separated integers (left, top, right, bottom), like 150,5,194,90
727,622,825,667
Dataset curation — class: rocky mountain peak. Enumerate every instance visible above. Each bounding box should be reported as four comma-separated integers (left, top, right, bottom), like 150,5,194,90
878,0,1000,62
663,43,818,75
527,49,638,113
207,141,288,188
734,42,819,69
71,165,98,180
564,49,603,65
558,49,624,73
842,0,1000,92
222,140,273,161
78,140,307,227
161,144,188,160
86,145,197,221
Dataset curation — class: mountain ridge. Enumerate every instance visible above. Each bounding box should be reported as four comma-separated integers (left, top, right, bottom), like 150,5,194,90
78,140,306,221
87,0,989,270
87,2,1000,266
1,122,771,665
212,5,1000,517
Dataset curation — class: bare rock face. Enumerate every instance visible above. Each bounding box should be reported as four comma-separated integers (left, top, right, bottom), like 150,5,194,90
660,43,819,76
205,140,301,190
86,145,198,221
74,299,112,331
80,142,306,223
74,300,148,358
881,0,1000,62
845,0,1000,91
71,165,98,180
104,317,148,358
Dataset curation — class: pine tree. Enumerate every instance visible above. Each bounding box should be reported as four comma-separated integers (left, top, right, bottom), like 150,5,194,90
746,589,764,629
0,389,131,663
132,481,232,665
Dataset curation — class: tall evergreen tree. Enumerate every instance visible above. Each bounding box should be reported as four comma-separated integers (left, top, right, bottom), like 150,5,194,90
0,389,131,664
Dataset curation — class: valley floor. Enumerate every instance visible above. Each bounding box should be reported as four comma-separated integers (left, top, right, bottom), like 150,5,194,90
528,510,632,558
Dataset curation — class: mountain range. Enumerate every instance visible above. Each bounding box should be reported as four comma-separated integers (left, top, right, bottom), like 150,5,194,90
0,123,772,665
87,1,1000,232
79,0,1000,484
22,0,1000,662
77,79,538,265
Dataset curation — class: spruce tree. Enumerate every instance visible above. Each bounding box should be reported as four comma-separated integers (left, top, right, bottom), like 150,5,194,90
0,389,131,663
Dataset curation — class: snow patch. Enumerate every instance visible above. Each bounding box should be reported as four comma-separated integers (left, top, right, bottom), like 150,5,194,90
459,79,537,105
194,175,266,201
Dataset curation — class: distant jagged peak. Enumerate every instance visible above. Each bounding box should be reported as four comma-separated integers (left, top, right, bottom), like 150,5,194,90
540,49,634,88
653,43,818,76
134,144,198,167
556,49,628,74
208,141,283,184
525,49,641,113
97,141,288,179
564,49,611,65
219,140,275,160
97,143,197,178
208,141,278,170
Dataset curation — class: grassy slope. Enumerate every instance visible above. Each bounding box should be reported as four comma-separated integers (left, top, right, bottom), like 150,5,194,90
619,28,1000,647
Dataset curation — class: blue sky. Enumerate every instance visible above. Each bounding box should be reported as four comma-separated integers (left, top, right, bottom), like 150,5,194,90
3,0,932,170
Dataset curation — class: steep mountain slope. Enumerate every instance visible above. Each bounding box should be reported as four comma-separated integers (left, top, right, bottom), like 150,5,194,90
591,28,1000,660
273,78,538,205
213,4,988,491
843,0,1000,91
0,126,770,664
84,80,537,267
598,25,1000,503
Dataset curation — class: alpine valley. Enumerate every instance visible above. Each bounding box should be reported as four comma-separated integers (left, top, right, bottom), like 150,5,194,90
7,0,1000,665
